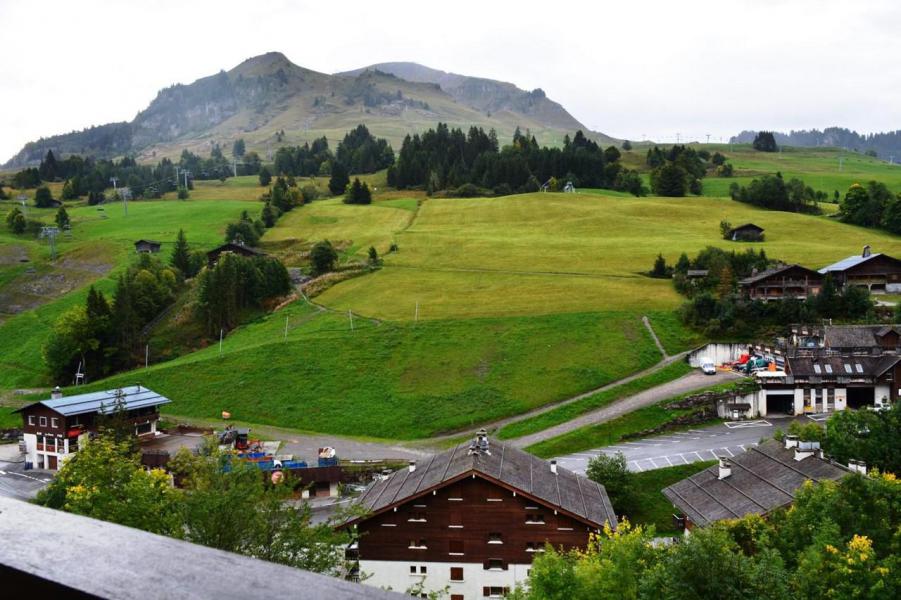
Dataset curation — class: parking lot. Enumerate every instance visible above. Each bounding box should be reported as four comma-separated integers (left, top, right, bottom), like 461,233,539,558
0,444,53,500
556,415,807,474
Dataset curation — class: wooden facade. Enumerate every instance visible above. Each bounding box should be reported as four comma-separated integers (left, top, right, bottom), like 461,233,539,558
820,251,901,293
739,264,822,301
356,475,594,566
134,239,162,253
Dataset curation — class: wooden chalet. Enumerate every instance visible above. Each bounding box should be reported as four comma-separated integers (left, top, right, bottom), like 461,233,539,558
15,385,170,471
341,431,616,598
206,241,267,267
819,245,901,293
739,264,822,301
663,439,849,531
726,223,764,241
134,239,162,253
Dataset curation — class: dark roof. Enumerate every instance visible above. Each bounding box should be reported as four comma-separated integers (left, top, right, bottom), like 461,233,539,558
134,239,162,245
729,223,764,234
662,440,849,526
823,324,901,349
787,354,901,378
207,242,267,257
739,264,821,285
347,439,617,529
15,385,170,417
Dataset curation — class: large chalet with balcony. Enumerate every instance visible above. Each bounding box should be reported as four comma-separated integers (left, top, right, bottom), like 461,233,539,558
15,385,170,470
341,431,617,599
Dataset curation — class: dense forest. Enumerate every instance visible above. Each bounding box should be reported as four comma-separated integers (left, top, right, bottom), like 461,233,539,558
272,124,393,177
729,173,826,213
387,125,646,196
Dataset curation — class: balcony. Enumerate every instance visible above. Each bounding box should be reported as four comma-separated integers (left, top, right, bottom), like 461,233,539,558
0,497,399,599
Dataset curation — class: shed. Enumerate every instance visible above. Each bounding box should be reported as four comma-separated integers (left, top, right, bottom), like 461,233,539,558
727,223,764,241
206,241,267,267
134,239,162,254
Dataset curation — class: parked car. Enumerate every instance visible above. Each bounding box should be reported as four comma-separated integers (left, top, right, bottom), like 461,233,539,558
700,358,716,375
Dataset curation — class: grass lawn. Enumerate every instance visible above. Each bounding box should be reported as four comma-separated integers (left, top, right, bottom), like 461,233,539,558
627,461,715,536
315,191,901,320
50,309,664,440
0,406,22,429
265,197,416,259
496,360,693,440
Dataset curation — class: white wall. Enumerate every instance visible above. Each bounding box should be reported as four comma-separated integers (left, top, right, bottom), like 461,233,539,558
360,559,531,598
23,433,37,467
687,343,749,367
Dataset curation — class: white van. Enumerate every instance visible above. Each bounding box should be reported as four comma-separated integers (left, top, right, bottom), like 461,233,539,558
699,358,716,375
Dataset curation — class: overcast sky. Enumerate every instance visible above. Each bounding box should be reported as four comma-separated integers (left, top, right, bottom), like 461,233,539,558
2,0,900,162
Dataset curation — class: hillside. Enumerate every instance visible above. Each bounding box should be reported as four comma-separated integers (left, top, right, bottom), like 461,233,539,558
4,52,606,168
731,127,901,160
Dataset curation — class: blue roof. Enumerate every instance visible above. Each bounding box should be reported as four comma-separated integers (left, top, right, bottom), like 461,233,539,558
32,385,171,417
819,253,881,274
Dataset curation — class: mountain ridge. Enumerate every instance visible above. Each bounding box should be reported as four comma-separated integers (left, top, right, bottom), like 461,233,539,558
4,52,611,169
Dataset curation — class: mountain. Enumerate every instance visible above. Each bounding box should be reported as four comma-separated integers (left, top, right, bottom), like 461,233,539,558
730,127,901,160
4,52,611,168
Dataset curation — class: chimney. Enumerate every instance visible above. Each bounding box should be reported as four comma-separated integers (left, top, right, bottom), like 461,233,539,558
794,447,814,461
476,428,490,455
550,460,557,474
863,245,872,258
408,460,416,473
718,457,732,480
848,459,867,475
51,386,63,400
784,434,799,450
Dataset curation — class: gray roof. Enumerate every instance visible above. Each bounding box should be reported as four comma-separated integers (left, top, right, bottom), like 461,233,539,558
819,253,881,274
349,440,617,529
823,324,901,349
18,385,170,417
787,354,900,378
729,223,764,233
662,440,849,526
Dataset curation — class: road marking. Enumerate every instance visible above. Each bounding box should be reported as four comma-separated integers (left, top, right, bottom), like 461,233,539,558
672,432,692,437
724,420,772,429
678,454,689,464
664,456,673,466
739,444,746,451
631,461,644,472
707,449,719,459
624,442,652,446
648,458,659,468
722,447,734,457
692,451,704,461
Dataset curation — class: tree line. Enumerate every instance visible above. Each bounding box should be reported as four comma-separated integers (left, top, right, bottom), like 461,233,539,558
387,124,646,196
838,181,901,233
728,173,825,213
271,124,393,181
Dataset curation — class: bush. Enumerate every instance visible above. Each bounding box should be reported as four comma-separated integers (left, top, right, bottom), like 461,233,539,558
177,186,189,200
586,452,634,513
301,184,319,203
310,241,338,275
453,183,480,198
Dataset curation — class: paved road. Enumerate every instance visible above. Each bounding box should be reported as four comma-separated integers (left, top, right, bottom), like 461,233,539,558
0,461,53,500
510,370,742,448
555,415,806,474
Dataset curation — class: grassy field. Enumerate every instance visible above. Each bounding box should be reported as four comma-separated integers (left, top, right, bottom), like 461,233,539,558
628,461,714,535
314,191,901,320
496,360,693,440
49,309,668,439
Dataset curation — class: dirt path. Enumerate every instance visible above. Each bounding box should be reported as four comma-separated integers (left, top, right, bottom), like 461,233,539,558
508,370,742,448
643,315,668,358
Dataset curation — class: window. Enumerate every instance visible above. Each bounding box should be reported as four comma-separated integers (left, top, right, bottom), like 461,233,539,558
451,595,464,600
419,566,427,574
526,542,545,553
824,364,833,374
525,513,545,524
856,364,864,373
813,364,822,374
28,415,35,426
39,416,47,427
484,559,506,571
448,511,463,529
51,417,59,428
483,585,510,597
409,539,427,550
449,540,464,556
410,565,417,574
487,532,503,544
844,364,853,374
450,567,464,581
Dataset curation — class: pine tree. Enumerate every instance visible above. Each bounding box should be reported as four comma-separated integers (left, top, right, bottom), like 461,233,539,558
328,162,349,196
111,275,140,364
259,167,272,186
171,229,191,276
232,138,246,158
55,206,70,229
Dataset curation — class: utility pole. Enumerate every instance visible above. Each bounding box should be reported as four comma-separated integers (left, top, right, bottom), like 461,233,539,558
175,166,180,186
183,170,190,189
705,133,710,144
839,156,844,172
17,194,27,216
415,301,419,322
40,226,60,261
348,310,354,331
676,132,681,144
284,315,289,341
145,345,149,368
233,158,238,178
219,329,224,356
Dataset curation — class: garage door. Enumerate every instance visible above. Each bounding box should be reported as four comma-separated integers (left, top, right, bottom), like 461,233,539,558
766,392,794,415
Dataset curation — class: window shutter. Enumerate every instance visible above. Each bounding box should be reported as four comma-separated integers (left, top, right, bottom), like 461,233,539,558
483,587,490,597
